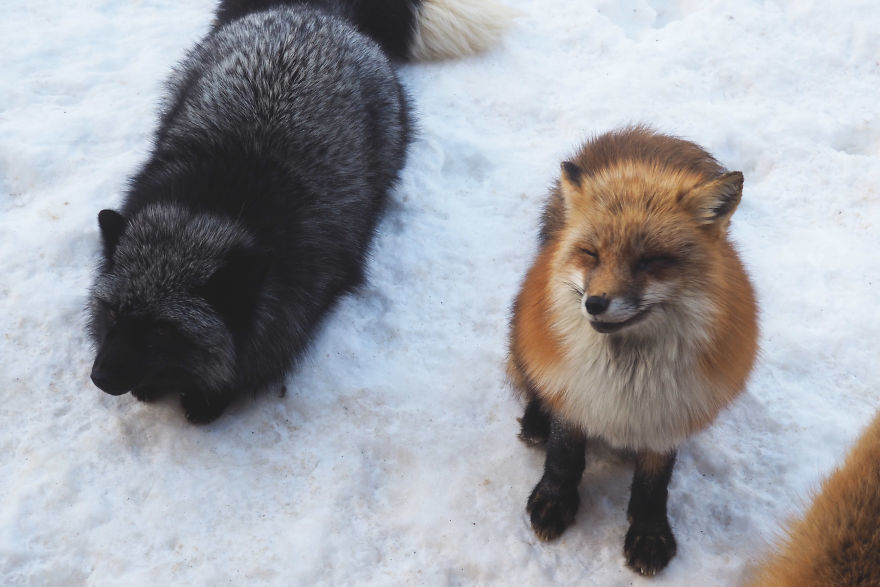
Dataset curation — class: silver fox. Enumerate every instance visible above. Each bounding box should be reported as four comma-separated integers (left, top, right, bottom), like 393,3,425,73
88,0,512,422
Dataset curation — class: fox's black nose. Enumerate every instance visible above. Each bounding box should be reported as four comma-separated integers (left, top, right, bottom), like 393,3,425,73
90,370,108,389
90,369,129,396
585,295,610,315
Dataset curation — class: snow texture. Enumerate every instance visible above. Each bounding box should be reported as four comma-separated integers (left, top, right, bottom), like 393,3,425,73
2,0,879,584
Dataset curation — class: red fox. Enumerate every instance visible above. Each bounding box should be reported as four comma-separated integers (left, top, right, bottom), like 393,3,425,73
508,126,759,576
752,410,880,586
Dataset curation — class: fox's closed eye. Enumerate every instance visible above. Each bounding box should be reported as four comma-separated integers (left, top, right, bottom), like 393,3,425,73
579,248,598,259
636,256,676,272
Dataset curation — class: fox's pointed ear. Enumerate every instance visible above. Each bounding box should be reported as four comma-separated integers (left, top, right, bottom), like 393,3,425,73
98,209,127,257
559,161,585,211
198,247,274,328
681,172,744,228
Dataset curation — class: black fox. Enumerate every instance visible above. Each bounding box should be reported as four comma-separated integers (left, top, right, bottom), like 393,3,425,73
88,0,511,423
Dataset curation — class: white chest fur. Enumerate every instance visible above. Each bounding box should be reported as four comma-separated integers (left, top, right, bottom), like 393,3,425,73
538,290,722,453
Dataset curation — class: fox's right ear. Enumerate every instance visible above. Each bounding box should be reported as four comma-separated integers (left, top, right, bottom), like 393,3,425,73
197,247,274,331
98,209,127,258
559,161,585,211
682,172,744,230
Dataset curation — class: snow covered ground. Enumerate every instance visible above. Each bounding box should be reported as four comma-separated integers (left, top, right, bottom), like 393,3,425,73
2,0,879,584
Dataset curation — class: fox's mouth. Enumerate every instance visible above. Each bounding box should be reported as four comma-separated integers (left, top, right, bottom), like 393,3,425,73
93,377,139,396
90,369,133,395
589,308,652,334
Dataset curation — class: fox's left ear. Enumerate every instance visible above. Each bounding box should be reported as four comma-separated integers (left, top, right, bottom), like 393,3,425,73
682,171,744,228
98,209,127,258
559,161,585,211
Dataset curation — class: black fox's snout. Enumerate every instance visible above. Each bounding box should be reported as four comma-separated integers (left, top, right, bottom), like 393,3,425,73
90,330,145,396
89,364,129,396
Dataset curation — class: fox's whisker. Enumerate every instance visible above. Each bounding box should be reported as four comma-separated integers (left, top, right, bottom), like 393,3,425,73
563,280,584,297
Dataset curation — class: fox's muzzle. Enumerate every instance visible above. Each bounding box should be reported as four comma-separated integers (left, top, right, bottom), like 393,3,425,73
584,295,610,315
90,364,130,395
90,330,143,395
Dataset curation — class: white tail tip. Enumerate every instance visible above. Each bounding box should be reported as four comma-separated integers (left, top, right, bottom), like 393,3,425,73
410,0,517,61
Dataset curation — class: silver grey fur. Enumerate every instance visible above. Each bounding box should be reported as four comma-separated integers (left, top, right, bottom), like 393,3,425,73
89,5,411,422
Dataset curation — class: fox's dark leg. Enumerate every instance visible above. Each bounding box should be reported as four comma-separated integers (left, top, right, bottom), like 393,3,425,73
624,449,677,576
179,387,233,424
518,395,552,446
527,416,586,540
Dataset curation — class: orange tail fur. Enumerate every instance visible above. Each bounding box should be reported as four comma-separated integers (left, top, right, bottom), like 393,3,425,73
753,410,880,585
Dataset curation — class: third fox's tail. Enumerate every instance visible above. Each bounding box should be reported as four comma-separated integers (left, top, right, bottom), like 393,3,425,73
751,410,880,585
404,0,515,61
213,0,515,61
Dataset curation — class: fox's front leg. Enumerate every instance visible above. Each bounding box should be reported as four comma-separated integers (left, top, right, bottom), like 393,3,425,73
527,416,586,540
131,383,168,403
179,387,233,424
624,450,677,576
518,395,552,446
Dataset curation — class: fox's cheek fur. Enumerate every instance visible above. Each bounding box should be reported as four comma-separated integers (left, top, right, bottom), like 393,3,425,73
145,313,238,397
639,281,676,306
186,333,236,394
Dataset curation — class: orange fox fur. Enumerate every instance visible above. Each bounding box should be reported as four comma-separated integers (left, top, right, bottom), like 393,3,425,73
509,126,759,575
753,410,880,586
509,126,759,453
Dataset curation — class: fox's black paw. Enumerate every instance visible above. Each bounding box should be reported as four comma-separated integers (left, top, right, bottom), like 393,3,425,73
132,385,165,403
527,478,580,540
180,391,228,424
624,519,677,576
518,399,551,446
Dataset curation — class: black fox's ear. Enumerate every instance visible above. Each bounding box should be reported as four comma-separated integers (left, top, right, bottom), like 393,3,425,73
559,161,585,211
682,172,744,228
98,209,127,258
198,247,274,326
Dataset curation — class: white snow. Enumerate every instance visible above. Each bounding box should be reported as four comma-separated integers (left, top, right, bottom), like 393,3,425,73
2,0,880,584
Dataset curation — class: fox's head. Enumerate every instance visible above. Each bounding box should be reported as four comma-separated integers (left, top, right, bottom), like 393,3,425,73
550,156,744,336
88,204,272,397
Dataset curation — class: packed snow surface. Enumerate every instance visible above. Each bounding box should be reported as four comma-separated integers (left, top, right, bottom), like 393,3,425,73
2,0,879,584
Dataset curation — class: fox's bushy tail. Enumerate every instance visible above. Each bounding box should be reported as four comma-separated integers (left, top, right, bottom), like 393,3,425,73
213,0,514,60
751,410,880,585
407,0,514,60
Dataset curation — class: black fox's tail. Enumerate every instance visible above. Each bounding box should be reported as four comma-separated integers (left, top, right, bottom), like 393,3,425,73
213,0,514,61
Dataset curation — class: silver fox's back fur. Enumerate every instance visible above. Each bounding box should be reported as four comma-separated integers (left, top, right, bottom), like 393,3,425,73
160,8,409,196
88,1,511,422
